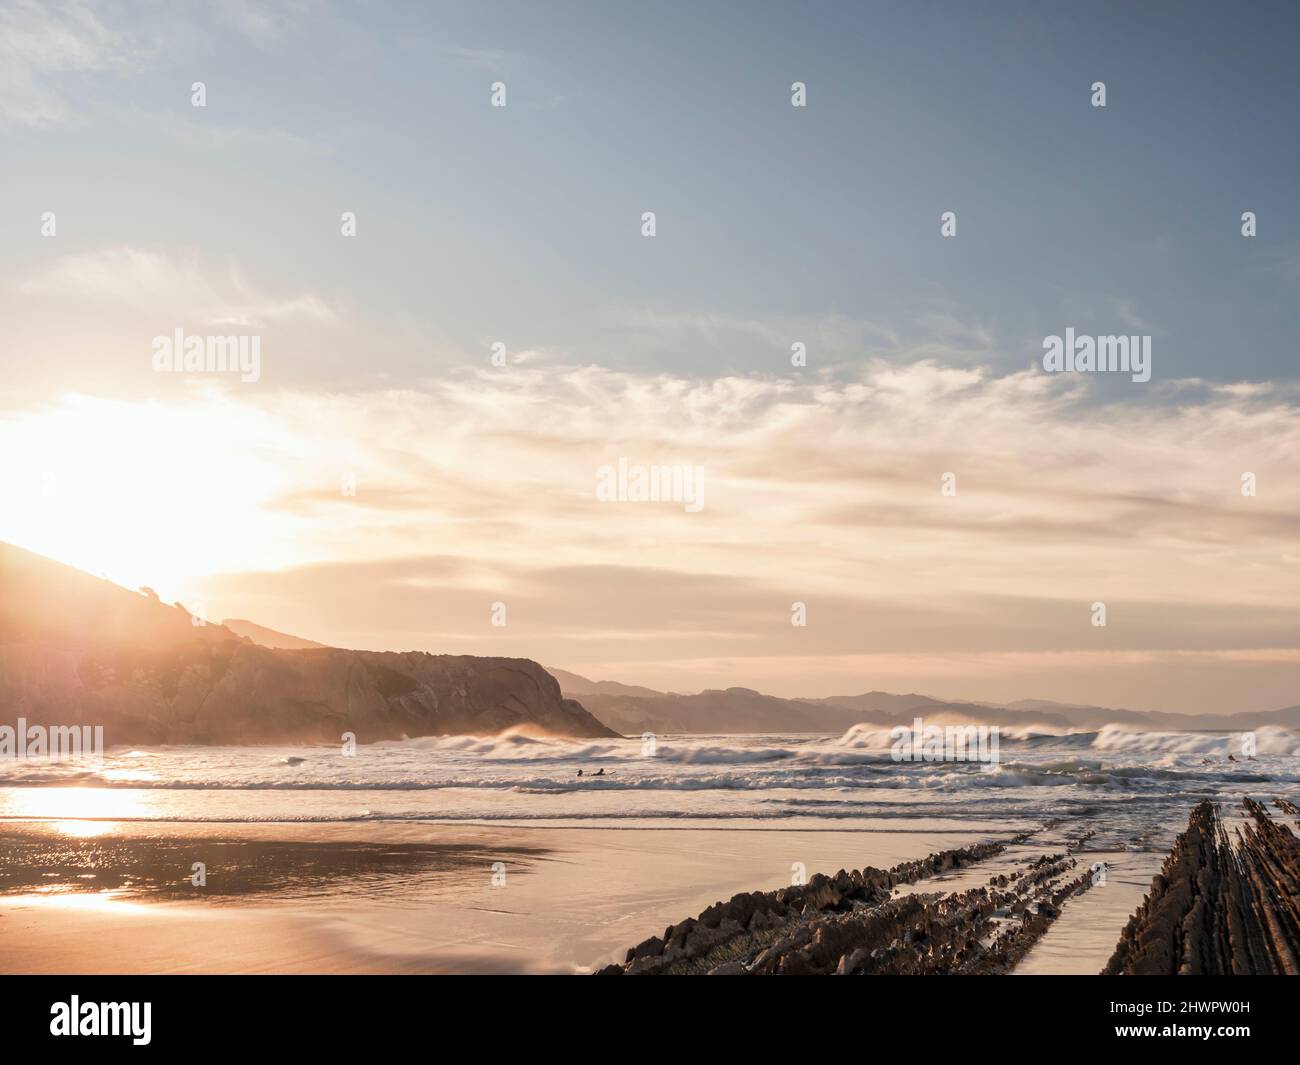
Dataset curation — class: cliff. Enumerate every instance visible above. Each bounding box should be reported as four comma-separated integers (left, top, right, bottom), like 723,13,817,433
0,542,616,744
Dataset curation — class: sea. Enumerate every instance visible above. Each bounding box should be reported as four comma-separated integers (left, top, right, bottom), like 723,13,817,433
4,723,1298,852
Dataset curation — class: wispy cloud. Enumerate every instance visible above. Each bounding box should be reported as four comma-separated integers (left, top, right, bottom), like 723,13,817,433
220,0,317,46
18,246,336,328
0,0,143,127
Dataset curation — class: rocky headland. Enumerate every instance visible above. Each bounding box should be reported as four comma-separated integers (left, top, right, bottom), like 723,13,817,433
0,541,615,744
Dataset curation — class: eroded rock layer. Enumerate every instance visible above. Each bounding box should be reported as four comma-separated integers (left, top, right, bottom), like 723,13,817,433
600,830,1104,975
1103,798,1300,975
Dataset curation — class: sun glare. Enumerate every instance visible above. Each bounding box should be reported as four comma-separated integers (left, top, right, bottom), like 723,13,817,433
0,393,289,595
0,786,154,833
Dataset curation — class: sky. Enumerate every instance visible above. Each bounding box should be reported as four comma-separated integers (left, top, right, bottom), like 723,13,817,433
1,1,1297,712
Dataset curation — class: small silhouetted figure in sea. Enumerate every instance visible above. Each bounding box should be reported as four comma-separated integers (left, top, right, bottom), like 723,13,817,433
577,769,583,776
1228,753,1237,762
594,767,606,776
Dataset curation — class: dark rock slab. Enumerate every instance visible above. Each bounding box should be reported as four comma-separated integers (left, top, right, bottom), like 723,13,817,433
1103,798,1300,975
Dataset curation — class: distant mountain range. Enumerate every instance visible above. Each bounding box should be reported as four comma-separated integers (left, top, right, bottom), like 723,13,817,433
0,543,614,744
547,670,1300,735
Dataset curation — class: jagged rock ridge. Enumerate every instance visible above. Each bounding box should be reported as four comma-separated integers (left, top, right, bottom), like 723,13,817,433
1103,798,1300,975
599,828,1103,975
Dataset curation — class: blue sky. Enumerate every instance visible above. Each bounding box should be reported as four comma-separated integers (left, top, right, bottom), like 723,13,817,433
4,0,1297,387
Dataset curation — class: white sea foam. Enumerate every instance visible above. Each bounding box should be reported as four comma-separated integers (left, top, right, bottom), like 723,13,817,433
1091,723,1300,756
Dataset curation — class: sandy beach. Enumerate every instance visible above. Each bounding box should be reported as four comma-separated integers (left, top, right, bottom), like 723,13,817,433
0,818,995,974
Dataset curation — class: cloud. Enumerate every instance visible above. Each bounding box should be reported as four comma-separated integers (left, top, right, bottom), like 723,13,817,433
220,0,317,45
18,246,336,328
0,2,323,146
0,0,143,127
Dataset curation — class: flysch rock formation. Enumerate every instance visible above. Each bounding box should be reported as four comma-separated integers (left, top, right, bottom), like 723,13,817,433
605,798,1300,976
1103,798,1300,975
599,827,1105,975
0,541,616,744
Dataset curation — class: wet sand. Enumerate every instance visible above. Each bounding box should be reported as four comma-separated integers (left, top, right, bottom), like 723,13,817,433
1012,849,1163,975
0,819,994,974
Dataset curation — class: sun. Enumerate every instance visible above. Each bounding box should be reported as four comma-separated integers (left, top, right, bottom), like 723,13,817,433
0,391,291,597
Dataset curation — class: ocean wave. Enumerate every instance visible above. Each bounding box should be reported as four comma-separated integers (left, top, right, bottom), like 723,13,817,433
1091,723,1300,757
653,744,795,765
834,722,1100,749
